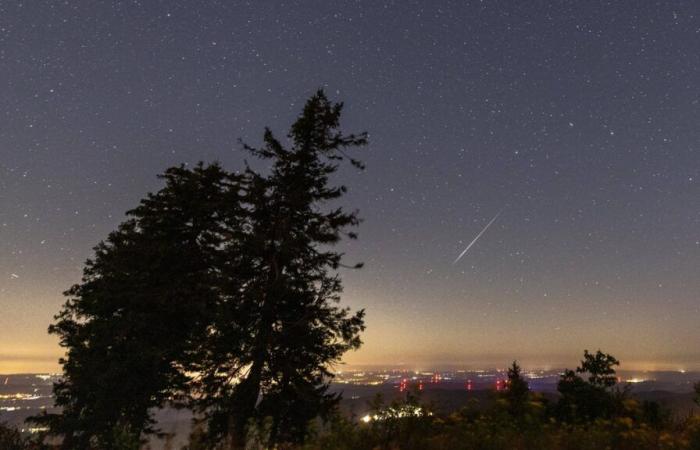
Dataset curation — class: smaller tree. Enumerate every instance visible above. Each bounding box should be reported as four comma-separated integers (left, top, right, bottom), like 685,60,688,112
639,399,671,429
556,350,621,422
577,349,619,388
694,381,700,407
0,422,30,450
503,361,530,417
363,387,432,450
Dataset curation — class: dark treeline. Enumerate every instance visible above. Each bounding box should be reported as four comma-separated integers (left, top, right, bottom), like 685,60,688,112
5,351,700,449
3,92,700,449
305,355,700,450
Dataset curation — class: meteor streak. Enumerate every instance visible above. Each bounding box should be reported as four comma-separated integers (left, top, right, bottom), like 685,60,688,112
453,209,503,264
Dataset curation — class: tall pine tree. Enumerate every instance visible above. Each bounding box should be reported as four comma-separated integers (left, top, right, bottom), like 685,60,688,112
194,90,367,446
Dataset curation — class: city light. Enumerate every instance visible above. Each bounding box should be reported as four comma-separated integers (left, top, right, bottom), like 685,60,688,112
360,405,430,423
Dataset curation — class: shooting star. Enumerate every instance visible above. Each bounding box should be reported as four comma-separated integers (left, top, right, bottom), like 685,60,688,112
453,209,504,265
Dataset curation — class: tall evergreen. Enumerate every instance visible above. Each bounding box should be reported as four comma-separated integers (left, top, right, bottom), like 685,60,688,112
195,90,367,446
503,361,529,417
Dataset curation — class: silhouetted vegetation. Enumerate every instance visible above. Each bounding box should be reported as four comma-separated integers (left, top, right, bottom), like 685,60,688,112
503,361,529,418
23,92,700,450
299,351,700,450
32,164,235,449
190,91,366,448
0,421,32,450
555,350,623,423
31,91,367,449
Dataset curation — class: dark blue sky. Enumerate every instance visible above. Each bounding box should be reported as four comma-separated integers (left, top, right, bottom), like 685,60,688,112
2,1,699,372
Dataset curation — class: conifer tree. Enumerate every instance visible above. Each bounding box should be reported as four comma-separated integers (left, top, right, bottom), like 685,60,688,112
504,361,529,416
34,164,244,449
36,91,367,449
195,90,367,446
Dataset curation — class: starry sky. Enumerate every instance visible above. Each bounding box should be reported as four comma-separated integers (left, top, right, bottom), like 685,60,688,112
2,1,700,373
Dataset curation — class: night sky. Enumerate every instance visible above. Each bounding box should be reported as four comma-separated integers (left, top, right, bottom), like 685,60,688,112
2,1,700,373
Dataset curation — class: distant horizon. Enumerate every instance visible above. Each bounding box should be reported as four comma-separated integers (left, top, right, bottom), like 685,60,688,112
3,354,699,375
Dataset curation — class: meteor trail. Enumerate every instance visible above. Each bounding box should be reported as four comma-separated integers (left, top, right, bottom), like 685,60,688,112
453,209,503,265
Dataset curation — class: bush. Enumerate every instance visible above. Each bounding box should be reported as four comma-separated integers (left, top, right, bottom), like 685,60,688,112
0,422,31,450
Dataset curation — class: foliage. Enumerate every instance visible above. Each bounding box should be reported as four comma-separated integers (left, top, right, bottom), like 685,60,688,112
31,164,237,449
555,349,623,422
577,349,620,388
38,90,367,449
502,360,530,417
305,389,435,450
190,90,367,447
0,422,32,450
297,361,698,450
295,352,700,450
302,400,689,450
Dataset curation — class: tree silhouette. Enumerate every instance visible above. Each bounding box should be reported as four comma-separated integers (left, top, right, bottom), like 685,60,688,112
32,164,246,449
576,349,619,388
35,91,367,449
193,90,367,446
0,422,30,450
556,349,621,422
503,361,529,416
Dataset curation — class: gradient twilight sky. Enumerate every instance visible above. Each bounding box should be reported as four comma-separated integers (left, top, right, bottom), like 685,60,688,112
2,1,700,373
